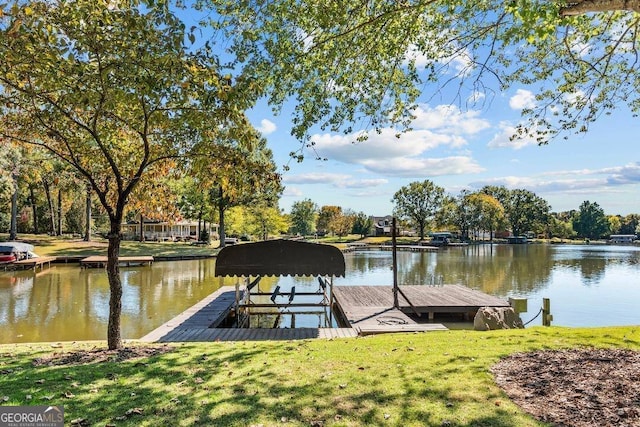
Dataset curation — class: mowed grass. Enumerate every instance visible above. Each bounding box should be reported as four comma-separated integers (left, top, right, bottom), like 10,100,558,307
0,233,218,258
1,327,638,426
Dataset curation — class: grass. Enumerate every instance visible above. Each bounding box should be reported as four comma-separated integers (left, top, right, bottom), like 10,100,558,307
1,326,638,426
0,233,218,258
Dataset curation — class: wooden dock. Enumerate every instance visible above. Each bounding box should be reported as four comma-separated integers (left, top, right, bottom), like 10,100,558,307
80,256,154,268
12,256,57,272
139,285,358,342
332,285,510,335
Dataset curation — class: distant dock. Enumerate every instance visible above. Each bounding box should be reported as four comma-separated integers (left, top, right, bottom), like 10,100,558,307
343,244,438,253
80,255,154,268
332,285,510,335
12,256,57,272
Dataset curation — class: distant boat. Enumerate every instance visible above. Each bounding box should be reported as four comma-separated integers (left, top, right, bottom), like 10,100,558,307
506,236,529,244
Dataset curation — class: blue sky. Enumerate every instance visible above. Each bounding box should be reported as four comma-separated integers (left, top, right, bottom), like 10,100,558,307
246,85,639,217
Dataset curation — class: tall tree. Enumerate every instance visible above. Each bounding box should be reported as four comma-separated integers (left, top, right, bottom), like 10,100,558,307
316,205,342,236
573,200,609,239
392,180,446,240
194,129,282,247
289,199,318,236
0,1,252,349
503,189,550,237
467,192,505,241
352,212,373,238
208,1,640,146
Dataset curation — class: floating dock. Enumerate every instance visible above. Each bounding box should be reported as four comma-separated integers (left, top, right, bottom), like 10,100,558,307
139,285,357,342
12,256,57,272
80,255,154,268
332,285,510,335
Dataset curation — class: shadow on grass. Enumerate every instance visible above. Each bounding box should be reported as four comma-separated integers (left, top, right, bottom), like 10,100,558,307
0,340,543,427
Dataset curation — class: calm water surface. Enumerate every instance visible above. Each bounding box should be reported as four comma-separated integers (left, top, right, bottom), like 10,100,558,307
1,244,638,343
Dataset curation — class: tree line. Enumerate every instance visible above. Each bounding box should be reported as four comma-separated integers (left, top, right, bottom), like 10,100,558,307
287,180,640,241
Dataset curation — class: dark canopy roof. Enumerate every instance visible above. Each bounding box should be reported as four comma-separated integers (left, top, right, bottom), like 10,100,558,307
215,239,345,277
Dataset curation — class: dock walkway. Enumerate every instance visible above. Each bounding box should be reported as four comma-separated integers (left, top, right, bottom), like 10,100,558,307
139,285,358,342
12,256,57,272
333,285,510,335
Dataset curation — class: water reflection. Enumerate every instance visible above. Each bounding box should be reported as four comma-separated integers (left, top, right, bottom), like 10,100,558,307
1,244,639,343
0,260,236,344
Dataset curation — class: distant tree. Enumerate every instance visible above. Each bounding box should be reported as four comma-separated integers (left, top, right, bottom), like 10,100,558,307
290,199,318,236
608,215,622,235
317,205,342,236
503,189,550,237
392,180,446,240
549,215,576,240
245,203,289,240
620,214,640,235
467,193,505,241
333,209,355,237
352,212,373,238
573,201,609,239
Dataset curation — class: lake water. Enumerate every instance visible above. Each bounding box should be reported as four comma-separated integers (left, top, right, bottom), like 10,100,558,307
0,244,638,343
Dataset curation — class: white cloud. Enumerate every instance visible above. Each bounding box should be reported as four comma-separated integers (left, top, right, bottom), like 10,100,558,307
256,119,277,135
361,156,484,177
306,103,489,177
487,121,541,150
283,172,351,185
283,173,388,189
469,162,640,196
283,187,303,197
509,89,536,110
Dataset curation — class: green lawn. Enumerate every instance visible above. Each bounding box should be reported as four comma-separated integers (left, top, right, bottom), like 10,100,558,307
1,326,638,426
0,234,218,258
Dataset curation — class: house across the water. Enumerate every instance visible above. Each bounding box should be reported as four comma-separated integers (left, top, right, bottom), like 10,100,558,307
122,220,219,242
609,234,637,244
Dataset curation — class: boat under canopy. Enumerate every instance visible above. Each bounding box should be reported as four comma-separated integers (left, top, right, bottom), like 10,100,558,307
0,242,35,254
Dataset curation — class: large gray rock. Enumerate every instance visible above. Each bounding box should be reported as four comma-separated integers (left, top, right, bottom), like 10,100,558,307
473,306,524,331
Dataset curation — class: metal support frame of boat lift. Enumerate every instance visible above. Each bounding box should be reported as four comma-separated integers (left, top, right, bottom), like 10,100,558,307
214,239,346,329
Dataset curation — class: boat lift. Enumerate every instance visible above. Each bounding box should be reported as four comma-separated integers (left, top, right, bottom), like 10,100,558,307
214,239,346,328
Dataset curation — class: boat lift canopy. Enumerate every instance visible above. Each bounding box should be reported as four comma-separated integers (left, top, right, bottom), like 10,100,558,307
215,239,345,277
214,239,345,328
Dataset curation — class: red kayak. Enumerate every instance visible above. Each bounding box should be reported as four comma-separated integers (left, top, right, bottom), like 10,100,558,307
0,254,17,264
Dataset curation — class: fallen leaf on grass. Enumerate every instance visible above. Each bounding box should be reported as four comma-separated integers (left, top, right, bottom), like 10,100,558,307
35,379,45,384
125,407,144,416
70,418,89,426
2,396,8,402
63,391,75,398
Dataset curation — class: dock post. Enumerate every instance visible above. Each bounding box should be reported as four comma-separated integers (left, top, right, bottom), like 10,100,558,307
392,217,399,309
542,298,553,326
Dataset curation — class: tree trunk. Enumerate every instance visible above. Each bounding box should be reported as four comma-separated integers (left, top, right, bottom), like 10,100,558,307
43,180,56,235
139,214,144,242
106,220,123,350
30,185,39,234
84,183,91,242
57,189,62,236
218,195,226,248
9,176,18,240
